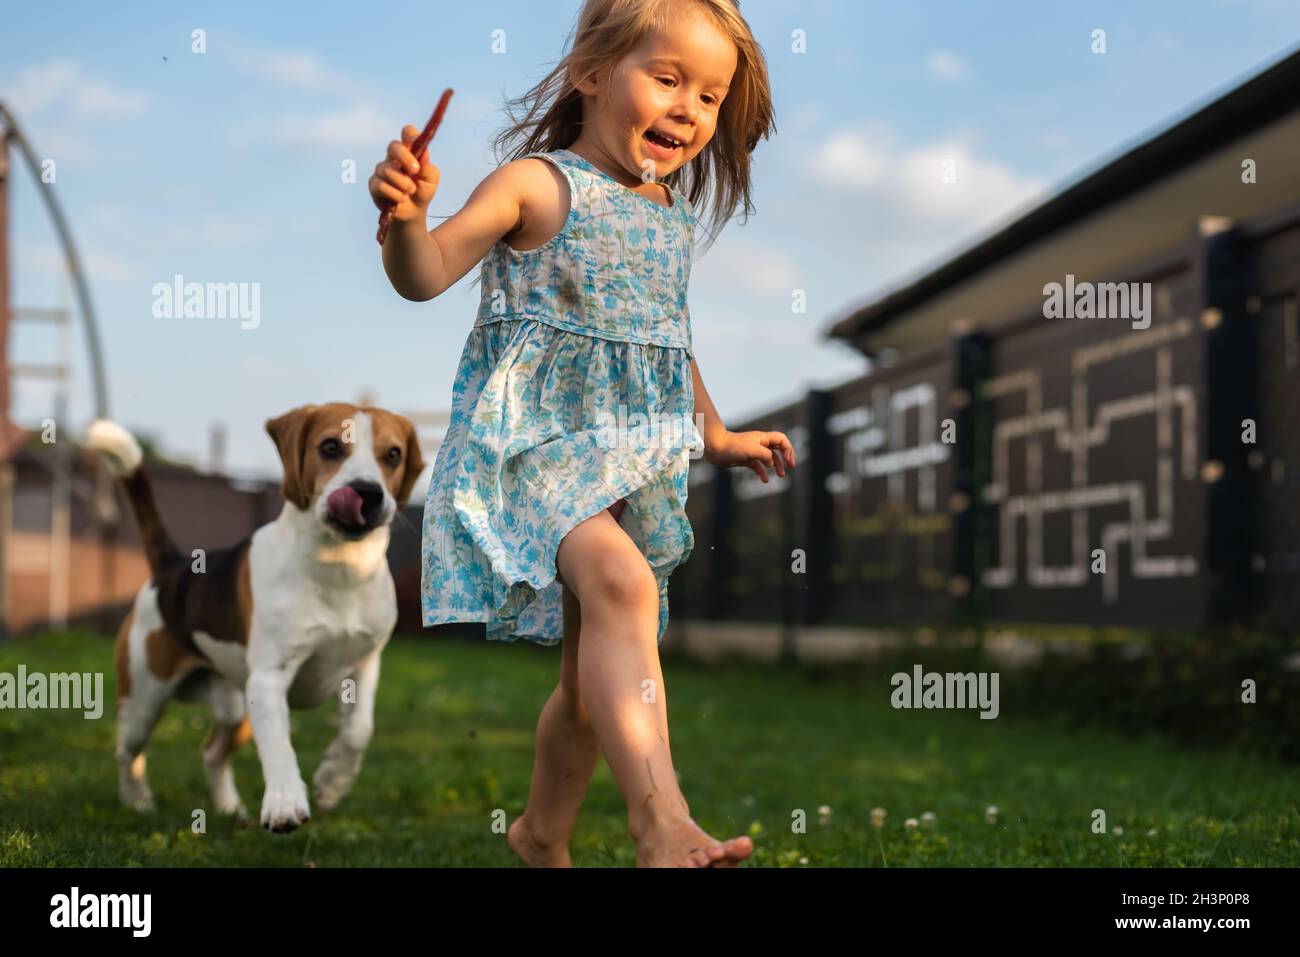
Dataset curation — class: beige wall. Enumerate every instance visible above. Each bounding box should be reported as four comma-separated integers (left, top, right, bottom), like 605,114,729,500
5,531,149,633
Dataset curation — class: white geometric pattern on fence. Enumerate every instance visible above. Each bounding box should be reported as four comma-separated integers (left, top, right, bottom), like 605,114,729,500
981,318,1199,603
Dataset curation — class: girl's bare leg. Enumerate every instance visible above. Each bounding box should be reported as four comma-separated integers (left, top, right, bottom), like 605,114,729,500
554,510,753,867
508,585,601,866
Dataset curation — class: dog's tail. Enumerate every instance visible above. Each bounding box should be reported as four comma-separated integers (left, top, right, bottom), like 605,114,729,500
86,419,182,578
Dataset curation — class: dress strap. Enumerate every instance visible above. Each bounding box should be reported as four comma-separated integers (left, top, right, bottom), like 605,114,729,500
521,150,580,202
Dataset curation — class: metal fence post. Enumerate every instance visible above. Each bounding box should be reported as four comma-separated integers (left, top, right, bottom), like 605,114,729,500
1198,217,1258,627
707,465,733,620
951,330,991,629
802,389,833,626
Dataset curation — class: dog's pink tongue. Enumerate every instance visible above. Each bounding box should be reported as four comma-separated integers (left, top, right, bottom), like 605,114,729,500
327,486,365,525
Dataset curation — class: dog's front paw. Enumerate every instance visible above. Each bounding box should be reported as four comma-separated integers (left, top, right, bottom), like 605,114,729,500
260,779,311,833
120,782,156,813
122,792,157,813
221,798,252,822
312,744,364,814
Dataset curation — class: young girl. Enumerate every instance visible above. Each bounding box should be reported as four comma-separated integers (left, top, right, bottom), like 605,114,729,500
369,0,794,867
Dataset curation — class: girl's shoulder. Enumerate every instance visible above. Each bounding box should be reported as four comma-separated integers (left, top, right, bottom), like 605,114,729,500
669,186,697,227
489,152,581,255
504,150,583,214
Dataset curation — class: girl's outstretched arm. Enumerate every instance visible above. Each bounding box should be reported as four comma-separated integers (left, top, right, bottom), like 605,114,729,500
691,360,796,482
381,164,531,301
691,358,729,451
370,126,533,302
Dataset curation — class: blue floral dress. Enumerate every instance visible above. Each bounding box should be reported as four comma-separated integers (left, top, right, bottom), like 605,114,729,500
420,148,704,646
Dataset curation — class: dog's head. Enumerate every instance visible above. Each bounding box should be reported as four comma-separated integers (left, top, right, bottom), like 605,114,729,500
265,403,426,540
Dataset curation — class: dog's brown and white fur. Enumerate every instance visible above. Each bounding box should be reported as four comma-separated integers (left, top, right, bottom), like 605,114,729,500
87,403,425,832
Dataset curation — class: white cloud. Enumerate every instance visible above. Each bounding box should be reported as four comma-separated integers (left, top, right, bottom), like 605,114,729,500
695,238,799,296
809,127,1047,230
15,129,98,169
4,59,150,120
691,310,815,350
5,61,76,116
83,250,140,282
224,40,385,151
898,141,1045,225
811,128,890,189
788,125,1053,339
272,101,392,150
76,78,151,117
926,50,970,82
222,40,490,154
230,47,354,92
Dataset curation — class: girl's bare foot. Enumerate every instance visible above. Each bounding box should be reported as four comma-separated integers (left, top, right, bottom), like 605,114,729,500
633,815,754,867
508,814,572,867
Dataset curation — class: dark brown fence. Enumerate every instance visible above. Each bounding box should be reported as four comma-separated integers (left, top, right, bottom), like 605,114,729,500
670,203,1300,636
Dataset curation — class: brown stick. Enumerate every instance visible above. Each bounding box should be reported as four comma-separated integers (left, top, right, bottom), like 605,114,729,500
376,88,454,245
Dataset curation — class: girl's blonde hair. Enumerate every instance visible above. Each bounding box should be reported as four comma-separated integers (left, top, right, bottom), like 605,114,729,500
490,0,775,251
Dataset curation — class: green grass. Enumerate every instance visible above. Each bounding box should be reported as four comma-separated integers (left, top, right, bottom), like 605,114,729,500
1,629,1297,866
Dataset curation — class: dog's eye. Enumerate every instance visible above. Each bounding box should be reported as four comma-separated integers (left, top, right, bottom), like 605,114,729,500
385,446,402,466
320,438,342,458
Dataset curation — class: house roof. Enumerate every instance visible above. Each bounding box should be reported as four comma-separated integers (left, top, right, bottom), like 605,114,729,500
827,46,1300,356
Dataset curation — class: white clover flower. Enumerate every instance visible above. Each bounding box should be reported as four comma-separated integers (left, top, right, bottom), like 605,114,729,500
1147,828,1158,837
870,807,887,828
920,811,936,829
1112,825,1124,836
905,817,919,830
985,805,999,825
818,804,832,821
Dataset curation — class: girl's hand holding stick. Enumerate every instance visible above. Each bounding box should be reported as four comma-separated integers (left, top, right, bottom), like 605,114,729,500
370,88,454,244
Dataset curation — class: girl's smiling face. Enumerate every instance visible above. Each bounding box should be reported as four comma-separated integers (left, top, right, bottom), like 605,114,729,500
573,10,737,186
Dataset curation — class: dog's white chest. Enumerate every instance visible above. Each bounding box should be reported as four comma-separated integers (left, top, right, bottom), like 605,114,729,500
246,518,397,708
288,621,389,708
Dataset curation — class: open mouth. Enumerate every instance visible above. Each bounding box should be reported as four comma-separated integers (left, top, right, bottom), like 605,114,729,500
643,128,684,158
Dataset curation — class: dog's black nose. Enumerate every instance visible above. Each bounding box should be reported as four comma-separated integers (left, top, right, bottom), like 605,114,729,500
348,481,386,523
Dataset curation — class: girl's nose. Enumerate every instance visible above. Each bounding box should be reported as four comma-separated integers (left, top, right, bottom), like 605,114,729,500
669,108,696,134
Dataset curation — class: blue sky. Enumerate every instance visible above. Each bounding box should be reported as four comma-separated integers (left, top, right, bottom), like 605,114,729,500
3,0,1299,479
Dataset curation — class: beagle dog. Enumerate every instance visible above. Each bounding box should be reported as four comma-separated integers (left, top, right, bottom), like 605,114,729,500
87,403,425,832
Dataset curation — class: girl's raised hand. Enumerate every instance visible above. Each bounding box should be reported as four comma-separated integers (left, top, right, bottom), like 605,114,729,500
704,430,796,482
368,124,441,223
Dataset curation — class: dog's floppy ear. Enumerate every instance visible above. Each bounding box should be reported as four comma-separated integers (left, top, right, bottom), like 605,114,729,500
393,415,427,507
265,405,317,510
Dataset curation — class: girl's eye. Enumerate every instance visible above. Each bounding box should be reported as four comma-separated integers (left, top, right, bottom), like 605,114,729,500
657,74,717,106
